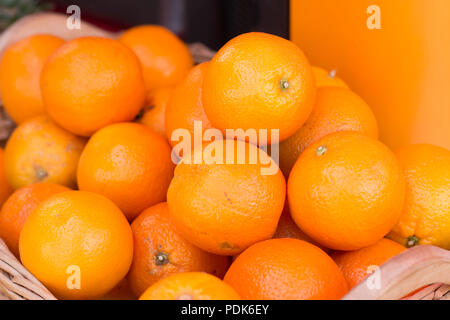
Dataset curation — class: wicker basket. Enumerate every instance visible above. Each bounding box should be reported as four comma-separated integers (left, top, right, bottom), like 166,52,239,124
0,13,449,301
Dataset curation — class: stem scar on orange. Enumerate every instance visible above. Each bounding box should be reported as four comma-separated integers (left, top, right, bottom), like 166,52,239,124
274,202,331,253
311,66,349,88
19,190,133,300
77,122,174,221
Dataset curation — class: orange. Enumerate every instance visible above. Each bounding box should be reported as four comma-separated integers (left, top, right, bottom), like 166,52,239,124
19,190,133,300
0,183,69,257
4,116,86,189
77,122,174,221
279,87,379,176
167,139,286,255
0,34,65,124
165,62,214,149
41,36,146,136
291,1,450,151
274,204,330,253
202,32,316,144
311,66,348,88
98,279,136,300
0,148,13,207
224,238,348,300
139,272,240,300
288,131,405,251
119,25,193,92
137,87,173,137
332,238,406,289
128,202,230,297
388,144,450,249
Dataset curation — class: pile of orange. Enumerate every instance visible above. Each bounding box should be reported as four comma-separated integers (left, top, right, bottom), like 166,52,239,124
0,25,448,301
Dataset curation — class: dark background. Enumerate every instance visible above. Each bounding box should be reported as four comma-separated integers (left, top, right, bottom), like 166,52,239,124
47,0,289,50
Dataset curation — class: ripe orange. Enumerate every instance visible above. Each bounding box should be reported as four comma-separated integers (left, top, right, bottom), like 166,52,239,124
19,190,133,300
279,87,379,176
311,66,348,88
388,144,450,249
167,139,286,255
202,32,316,144
0,34,64,124
138,87,174,137
128,202,230,297
77,122,174,221
139,272,240,300
332,238,406,289
165,62,214,149
273,204,330,253
41,36,146,136
224,238,348,300
4,116,86,189
0,148,13,207
0,183,69,257
119,25,193,92
288,131,405,251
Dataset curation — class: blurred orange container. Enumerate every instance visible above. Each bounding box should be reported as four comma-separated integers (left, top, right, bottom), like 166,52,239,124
291,0,450,150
